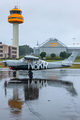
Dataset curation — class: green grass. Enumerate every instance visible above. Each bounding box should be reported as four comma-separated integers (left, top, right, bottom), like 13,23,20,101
0,63,9,68
74,59,80,62
45,58,80,62
44,60,61,62
64,64,80,69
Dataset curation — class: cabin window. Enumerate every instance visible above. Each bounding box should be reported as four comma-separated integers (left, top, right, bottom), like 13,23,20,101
45,62,47,65
28,59,31,63
39,61,42,64
20,58,24,62
34,60,38,64
25,60,28,63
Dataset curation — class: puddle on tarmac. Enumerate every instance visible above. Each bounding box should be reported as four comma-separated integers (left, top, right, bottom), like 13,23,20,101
0,68,80,120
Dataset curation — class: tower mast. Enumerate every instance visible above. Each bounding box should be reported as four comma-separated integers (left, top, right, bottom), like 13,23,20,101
8,6,24,58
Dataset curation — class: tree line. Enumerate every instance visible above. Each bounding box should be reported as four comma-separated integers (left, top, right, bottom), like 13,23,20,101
19,45,33,56
40,51,71,60
19,45,71,60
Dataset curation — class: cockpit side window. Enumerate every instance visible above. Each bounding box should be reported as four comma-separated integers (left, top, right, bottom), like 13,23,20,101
20,58,24,62
25,60,28,63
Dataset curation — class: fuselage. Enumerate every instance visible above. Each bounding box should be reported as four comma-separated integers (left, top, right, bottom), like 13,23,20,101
5,52,78,70
6,59,49,70
6,59,70,70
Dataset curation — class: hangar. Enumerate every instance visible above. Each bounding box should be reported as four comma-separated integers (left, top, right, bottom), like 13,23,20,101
34,38,80,56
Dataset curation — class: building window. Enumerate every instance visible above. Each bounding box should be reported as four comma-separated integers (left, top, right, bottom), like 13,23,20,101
12,47,17,50
0,46,3,48
12,51,17,54
0,50,3,52
12,55,16,58
0,54,3,57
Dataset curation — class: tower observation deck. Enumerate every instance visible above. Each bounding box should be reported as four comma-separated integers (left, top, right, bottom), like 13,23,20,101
8,6,24,58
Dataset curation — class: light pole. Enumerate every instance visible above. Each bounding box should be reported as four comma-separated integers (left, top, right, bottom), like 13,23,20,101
73,38,76,52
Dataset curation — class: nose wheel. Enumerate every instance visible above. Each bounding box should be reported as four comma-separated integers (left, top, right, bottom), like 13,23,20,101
28,70,33,80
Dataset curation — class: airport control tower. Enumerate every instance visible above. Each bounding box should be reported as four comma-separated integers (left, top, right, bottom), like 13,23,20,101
8,6,24,58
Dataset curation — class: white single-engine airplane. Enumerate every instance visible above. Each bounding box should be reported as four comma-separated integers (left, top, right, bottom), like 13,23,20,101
3,52,78,70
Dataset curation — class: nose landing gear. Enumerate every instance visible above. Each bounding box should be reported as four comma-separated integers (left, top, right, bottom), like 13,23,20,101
28,70,33,80
13,71,16,77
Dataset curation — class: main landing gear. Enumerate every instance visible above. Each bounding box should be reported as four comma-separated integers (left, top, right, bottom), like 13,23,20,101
13,70,33,80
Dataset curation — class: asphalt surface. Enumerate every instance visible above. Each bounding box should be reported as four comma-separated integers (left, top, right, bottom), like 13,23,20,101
0,69,80,120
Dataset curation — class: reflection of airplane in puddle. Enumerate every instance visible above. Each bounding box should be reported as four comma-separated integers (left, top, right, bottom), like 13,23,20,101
5,78,77,114
0,71,13,80
5,78,77,98
3,52,77,70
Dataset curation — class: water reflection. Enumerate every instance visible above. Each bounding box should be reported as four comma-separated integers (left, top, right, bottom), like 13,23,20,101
8,99,23,114
7,85,23,114
47,80,77,96
0,70,13,80
0,69,80,119
0,69,67,80
0,69,77,81
4,78,77,115
5,78,77,99
24,85,39,100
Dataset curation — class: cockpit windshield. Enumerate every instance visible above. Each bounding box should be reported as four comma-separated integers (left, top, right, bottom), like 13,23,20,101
20,58,24,62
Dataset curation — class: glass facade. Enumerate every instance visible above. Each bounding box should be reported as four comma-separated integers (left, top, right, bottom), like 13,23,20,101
10,10,22,15
8,17,24,20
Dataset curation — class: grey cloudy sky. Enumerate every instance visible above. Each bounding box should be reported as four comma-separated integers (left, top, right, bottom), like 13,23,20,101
0,0,80,48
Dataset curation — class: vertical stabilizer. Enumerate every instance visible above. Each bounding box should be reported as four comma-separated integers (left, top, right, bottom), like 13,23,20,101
62,52,78,66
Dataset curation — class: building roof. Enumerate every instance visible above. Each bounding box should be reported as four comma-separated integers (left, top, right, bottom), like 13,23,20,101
39,38,67,48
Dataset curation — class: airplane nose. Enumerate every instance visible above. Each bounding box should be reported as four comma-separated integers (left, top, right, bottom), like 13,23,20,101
6,60,10,66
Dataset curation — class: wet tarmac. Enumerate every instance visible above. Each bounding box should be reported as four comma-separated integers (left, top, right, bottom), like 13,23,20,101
0,68,80,120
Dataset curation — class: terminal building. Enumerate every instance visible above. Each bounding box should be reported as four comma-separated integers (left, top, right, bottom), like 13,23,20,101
34,38,80,56
0,42,17,58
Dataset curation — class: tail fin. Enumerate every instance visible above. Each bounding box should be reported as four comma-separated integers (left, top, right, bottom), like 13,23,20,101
62,52,78,66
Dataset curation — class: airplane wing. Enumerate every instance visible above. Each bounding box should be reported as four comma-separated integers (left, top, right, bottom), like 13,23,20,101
24,55,39,60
